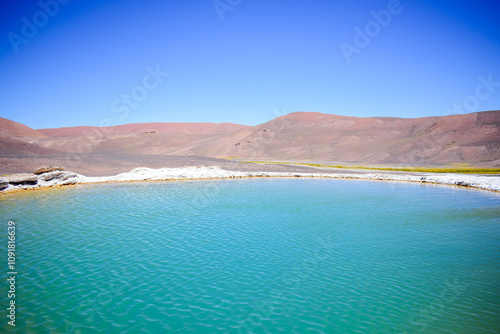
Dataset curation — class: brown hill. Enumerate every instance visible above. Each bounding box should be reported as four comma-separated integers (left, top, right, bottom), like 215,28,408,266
2,111,499,169
0,117,55,157
199,110,500,165
35,122,250,156
38,122,249,137
0,137,60,156
0,117,47,142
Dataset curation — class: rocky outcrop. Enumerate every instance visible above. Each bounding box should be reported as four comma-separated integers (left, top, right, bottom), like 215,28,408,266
6,173,39,185
57,172,79,185
40,171,64,181
1,169,80,192
33,166,65,174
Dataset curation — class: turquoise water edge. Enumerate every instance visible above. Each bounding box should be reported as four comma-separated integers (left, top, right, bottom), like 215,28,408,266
1,178,499,333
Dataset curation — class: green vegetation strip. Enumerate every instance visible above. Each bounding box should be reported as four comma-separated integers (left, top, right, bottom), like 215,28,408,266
238,161,500,174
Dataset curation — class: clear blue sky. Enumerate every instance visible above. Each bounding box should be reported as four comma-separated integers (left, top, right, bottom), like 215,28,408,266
1,0,499,129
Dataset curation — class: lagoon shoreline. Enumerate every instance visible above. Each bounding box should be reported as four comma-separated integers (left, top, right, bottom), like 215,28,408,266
1,165,500,194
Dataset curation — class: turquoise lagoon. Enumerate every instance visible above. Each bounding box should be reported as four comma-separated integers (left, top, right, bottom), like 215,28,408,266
1,178,500,333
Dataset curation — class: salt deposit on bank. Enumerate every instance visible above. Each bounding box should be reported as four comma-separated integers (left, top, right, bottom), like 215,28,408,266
1,166,499,193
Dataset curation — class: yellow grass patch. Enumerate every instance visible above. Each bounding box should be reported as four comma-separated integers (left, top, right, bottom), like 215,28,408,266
238,160,500,174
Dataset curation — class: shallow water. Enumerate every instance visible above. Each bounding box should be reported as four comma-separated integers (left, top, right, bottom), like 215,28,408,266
1,178,500,333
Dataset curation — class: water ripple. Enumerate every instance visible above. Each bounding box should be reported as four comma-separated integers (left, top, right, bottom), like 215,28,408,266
1,179,499,332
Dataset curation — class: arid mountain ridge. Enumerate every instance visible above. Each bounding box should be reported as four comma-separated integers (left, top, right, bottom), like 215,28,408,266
1,111,499,174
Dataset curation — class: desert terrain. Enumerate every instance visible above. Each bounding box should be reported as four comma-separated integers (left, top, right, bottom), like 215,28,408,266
1,110,499,176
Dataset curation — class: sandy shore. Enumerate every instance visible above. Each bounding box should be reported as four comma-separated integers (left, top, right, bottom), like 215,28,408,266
1,165,499,193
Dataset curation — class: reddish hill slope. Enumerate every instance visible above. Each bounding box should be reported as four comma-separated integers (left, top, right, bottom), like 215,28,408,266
0,117,47,141
0,137,60,156
35,122,250,156
38,122,249,136
188,110,500,165
0,117,58,156
2,111,499,167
